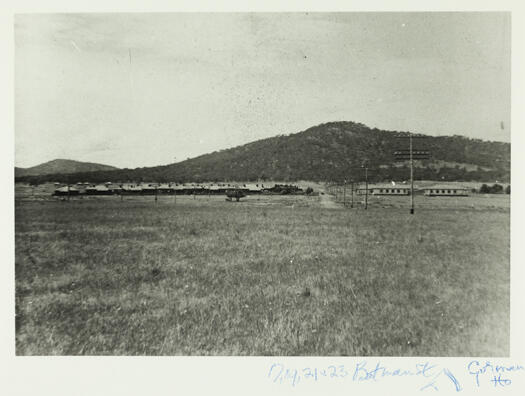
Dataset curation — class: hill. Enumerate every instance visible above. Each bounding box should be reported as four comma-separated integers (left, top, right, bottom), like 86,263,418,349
15,122,510,184
15,159,118,178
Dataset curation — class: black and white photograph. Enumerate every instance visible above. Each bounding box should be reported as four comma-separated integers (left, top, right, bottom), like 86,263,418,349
13,11,512,359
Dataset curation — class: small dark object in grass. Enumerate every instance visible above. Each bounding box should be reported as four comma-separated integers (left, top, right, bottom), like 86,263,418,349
151,268,161,277
225,189,246,202
302,287,311,297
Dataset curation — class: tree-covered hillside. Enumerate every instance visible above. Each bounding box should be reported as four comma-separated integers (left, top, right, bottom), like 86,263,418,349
16,122,510,184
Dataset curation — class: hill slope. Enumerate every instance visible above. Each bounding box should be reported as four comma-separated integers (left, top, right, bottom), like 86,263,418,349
15,159,118,178
16,122,510,184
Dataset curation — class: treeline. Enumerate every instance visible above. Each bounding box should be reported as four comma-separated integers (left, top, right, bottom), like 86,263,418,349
15,121,510,185
479,184,510,194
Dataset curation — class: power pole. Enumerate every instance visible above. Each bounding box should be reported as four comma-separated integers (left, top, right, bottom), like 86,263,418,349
343,180,346,207
393,134,431,215
350,181,354,208
364,166,368,210
410,135,414,214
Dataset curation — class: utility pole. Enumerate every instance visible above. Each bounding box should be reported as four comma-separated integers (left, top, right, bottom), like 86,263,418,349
361,163,368,210
393,134,431,215
343,179,346,207
350,181,354,208
410,135,414,214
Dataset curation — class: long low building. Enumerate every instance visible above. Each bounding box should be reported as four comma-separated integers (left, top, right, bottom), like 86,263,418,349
423,185,469,196
53,182,285,196
357,183,411,195
53,186,80,196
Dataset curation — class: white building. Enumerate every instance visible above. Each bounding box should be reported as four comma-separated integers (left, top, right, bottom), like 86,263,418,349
423,185,469,196
357,183,411,195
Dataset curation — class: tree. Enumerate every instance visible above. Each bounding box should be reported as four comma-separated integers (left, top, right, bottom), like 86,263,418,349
479,184,490,193
490,184,503,194
505,185,510,194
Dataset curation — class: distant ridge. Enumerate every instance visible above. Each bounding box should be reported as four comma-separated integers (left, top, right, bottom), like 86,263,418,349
15,122,510,184
15,159,118,178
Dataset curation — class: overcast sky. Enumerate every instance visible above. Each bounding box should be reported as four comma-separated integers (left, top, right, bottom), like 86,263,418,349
15,12,510,169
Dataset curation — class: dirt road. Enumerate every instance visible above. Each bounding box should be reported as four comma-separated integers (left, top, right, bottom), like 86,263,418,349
319,193,341,209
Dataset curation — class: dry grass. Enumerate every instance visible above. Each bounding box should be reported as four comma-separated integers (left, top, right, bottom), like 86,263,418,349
15,192,509,356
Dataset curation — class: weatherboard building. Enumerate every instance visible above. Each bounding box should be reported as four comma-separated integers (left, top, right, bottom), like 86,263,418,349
423,185,469,196
357,183,411,195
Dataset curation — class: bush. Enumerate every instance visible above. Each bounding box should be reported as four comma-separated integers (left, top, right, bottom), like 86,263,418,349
479,183,506,194
490,184,504,194
479,184,490,193
305,187,314,195
505,185,510,194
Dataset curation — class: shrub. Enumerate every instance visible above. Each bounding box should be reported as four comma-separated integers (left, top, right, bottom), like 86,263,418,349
490,184,504,194
479,184,490,193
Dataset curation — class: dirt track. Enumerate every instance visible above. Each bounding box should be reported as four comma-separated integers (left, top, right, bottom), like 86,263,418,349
319,193,341,209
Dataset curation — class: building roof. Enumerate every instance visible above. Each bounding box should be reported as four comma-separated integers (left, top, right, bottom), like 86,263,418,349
360,183,411,189
55,186,79,192
245,184,263,191
424,184,469,190
86,185,110,191
121,184,142,191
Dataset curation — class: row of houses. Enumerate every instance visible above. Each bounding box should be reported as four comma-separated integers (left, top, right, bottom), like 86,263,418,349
355,183,470,196
53,182,304,196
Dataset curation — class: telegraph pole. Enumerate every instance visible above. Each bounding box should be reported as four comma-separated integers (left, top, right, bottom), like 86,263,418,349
394,134,431,215
350,181,354,208
343,179,347,207
410,135,414,214
363,164,368,210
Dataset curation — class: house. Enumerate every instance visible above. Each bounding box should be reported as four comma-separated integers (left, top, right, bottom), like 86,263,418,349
424,185,469,196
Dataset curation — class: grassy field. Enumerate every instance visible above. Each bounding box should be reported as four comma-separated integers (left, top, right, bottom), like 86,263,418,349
15,190,510,356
